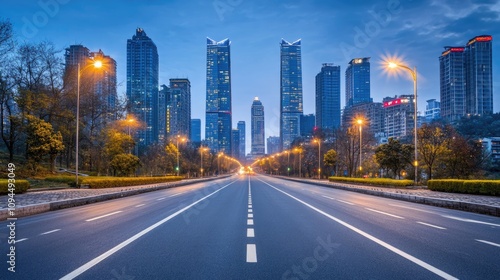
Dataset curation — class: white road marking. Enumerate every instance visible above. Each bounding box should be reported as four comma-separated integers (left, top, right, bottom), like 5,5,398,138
15,238,28,243
85,211,123,222
442,215,500,227
246,244,257,263
247,228,255,237
417,222,446,230
135,204,145,207
365,208,404,219
389,203,437,214
259,179,457,280
40,229,61,235
247,219,254,225
476,239,500,248
248,209,253,213
322,195,355,205
61,180,236,280
169,192,185,197
248,213,253,218
157,197,167,201
249,205,252,208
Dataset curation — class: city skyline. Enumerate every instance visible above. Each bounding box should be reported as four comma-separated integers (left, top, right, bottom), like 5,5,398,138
4,0,500,153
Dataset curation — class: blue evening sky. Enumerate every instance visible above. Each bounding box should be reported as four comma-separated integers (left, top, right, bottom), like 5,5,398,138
3,0,500,153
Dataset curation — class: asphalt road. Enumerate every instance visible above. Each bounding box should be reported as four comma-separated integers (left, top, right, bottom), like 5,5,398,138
1,175,499,279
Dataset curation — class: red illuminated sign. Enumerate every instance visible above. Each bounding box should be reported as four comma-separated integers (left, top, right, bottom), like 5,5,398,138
383,98,402,108
476,36,492,42
450,47,464,52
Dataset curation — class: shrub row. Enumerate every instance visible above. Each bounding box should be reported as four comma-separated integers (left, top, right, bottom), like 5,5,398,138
328,177,414,188
428,179,500,196
45,175,76,184
79,176,183,189
0,179,30,195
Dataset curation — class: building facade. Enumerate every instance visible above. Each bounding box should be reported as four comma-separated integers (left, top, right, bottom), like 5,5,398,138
342,101,384,135
167,79,191,140
237,121,246,159
158,84,169,142
465,35,493,116
190,119,201,144
206,38,232,153
345,57,371,108
126,28,159,153
316,63,341,132
300,114,315,137
425,99,441,122
251,97,265,155
439,46,465,122
231,129,240,159
267,136,280,155
280,39,303,150
383,95,415,139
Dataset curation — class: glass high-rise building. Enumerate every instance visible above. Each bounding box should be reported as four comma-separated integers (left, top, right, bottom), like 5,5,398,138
167,79,191,140
300,114,315,137
190,119,201,144
237,121,246,159
280,39,303,150
206,38,232,153
440,46,465,122
158,84,169,142
345,57,371,108
251,97,265,155
126,28,159,153
465,35,493,116
231,129,240,159
316,63,341,132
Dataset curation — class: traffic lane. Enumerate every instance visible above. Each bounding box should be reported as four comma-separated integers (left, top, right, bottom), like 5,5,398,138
248,177,445,280
72,177,250,279
0,178,237,279
257,177,499,279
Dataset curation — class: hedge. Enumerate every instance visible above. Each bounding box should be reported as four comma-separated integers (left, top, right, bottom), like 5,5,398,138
328,177,414,187
79,176,183,189
0,179,30,195
45,175,77,185
428,179,500,196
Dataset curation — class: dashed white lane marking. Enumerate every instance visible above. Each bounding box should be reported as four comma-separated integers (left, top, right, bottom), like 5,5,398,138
168,192,185,197
442,215,500,227
389,203,437,214
248,214,253,218
321,195,356,206
135,204,145,207
157,197,167,201
15,238,28,243
86,211,123,222
248,205,252,208
248,209,253,213
417,222,446,230
246,244,257,263
40,229,61,235
259,179,457,280
61,180,237,280
247,219,254,225
476,239,500,248
247,228,255,237
365,208,404,219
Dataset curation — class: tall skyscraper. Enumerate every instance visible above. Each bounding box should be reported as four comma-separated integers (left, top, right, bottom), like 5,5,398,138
158,84,169,142
383,95,415,139
190,119,201,144
126,28,159,153
251,97,265,155
280,39,303,150
440,35,493,122
64,45,117,124
267,136,280,155
345,57,371,108
316,63,341,131
167,79,191,140
440,46,466,122
425,99,441,122
465,35,493,116
237,121,246,159
300,114,315,137
206,38,232,153
231,129,240,159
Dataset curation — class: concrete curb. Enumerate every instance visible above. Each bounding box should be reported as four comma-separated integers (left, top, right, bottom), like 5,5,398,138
0,175,231,221
276,176,500,217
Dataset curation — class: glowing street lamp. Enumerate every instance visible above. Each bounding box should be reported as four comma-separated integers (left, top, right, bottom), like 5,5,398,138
200,147,208,177
387,61,418,185
314,139,321,179
75,59,102,187
176,135,186,176
356,118,363,175
294,147,302,178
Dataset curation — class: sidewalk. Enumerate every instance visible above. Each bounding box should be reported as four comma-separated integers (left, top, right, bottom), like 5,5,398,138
277,176,500,216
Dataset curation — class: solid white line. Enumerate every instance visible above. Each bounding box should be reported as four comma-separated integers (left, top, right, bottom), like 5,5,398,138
85,211,123,222
40,229,61,235
417,222,446,230
258,179,457,280
135,204,145,207
365,208,404,219
15,238,28,243
247,228,255,237
246,244,257,263
61,180,237,280
248,213,253,218
248,209,253,213
247,219,254,225
442,215,500,227
476,239,500,248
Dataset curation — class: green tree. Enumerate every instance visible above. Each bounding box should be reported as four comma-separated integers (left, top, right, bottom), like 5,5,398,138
417,123,451,180
110,154,141,176
375,138,412,179
103,128,139,176
25,115,64,173
323,149,337,176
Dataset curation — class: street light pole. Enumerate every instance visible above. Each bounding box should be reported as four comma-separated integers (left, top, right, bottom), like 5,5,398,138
357,119,363,176
315,139,321,179
388,62,418,185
